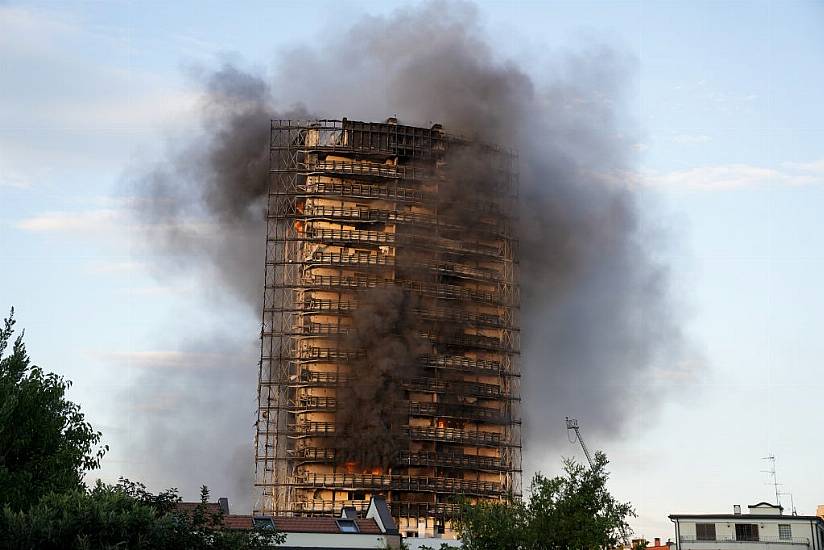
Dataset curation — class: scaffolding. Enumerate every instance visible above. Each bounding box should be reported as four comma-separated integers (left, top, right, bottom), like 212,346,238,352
254,118,520,537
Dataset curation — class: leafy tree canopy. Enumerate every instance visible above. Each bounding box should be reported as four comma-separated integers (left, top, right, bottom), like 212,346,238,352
0,309,284,549
456,452,635,550
0,478,284,550
0,308,107,511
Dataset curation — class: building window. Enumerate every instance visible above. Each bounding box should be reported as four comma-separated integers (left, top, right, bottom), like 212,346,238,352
696,523,716,541
778,524,792,540
735,523,759,541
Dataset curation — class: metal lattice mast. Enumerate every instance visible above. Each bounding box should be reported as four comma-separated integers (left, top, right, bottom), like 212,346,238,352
565,417,594,470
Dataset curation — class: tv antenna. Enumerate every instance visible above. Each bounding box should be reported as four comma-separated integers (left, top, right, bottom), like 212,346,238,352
761,455,782,507
779,490,797,516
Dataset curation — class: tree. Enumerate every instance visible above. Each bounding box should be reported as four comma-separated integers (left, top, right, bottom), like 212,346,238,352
0,309,285,548
456,452,635,549
0,478,285,550
0,308,107,511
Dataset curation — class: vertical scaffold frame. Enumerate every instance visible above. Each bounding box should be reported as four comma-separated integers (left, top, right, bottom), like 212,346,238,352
254,119,521,527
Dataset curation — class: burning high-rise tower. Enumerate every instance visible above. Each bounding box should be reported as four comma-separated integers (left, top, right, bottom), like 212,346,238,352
254,118,520,537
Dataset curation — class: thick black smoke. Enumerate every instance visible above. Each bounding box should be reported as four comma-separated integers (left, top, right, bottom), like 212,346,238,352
129,1,690,506
136,65,309,306
333,287,428,469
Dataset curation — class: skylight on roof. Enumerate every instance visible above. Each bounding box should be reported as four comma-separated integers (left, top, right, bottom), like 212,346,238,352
336,518,359,533
253,516,275,530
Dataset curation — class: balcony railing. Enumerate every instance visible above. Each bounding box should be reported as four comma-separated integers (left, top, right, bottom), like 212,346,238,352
298,205,513,238
303,160,404,180
291,473,503,495
287,422,511,447
288,500,462,518
302,181,424,202
287,447,512,472
679,536,810,545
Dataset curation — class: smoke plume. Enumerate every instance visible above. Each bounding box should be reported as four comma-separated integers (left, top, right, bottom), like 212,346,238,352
128,0,689,505
334,287,428,469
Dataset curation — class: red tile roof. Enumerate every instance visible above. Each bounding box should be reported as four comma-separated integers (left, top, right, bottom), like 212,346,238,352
175,502,222,516
223,515,254,530
173,502,383,534
173,502,225,527
271,517,381,534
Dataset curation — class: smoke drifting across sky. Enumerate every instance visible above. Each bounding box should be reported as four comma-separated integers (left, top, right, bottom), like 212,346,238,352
130,1,692,509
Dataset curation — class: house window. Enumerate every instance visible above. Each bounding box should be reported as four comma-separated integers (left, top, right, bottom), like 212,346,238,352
778,524,792,540
735,523,759,541
696,523,716,541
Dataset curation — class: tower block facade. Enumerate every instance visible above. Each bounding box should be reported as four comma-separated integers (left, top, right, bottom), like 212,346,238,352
254,118,520,537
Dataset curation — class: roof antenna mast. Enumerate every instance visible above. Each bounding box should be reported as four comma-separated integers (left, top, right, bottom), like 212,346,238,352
778,490,797,516
761,454,782,508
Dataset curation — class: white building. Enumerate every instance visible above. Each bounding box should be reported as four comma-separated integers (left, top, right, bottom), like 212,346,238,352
670,502,824,550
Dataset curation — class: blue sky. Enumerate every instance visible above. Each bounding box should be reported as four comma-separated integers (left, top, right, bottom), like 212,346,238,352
2,0,824,537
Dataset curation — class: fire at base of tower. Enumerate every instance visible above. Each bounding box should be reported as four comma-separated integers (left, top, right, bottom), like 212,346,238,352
254,118,521,538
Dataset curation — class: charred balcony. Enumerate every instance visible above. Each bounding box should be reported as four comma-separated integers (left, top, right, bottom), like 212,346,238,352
284,422,514,448
290,473,504,497
287,448,514,473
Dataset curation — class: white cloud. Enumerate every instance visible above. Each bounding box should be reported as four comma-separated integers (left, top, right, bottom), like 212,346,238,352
90,350,228,370
129,394,181,413
15,204,216,239
0,5,197,188
0,170,32,188
85,259,145,274
651,358,705,383
670,134,712,145
643,159,824,190
120,284,195,297
783,159,824,174
16,208,123,233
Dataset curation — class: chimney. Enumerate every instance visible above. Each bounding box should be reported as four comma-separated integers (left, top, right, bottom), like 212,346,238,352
218,497,229,515
655,538,661,547
734,504,742,515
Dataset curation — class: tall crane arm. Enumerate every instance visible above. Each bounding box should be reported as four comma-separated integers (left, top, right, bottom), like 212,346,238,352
565,417,594,470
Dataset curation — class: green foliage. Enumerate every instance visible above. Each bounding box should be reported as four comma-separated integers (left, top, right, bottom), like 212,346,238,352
0,308,107,511
454,497,527,550
0,309,286,549
0,478,285,550
456,452,635,550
